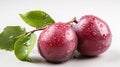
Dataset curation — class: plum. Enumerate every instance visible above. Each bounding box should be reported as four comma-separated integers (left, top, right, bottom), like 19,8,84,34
74,15,112,56
38,23,77,63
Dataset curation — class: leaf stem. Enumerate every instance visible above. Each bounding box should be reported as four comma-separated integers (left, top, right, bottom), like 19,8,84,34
25,17,78,34
25,26,48,34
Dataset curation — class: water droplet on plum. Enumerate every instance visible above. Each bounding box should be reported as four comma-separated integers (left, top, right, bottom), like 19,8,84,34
38,22,77,63
74,15,112,56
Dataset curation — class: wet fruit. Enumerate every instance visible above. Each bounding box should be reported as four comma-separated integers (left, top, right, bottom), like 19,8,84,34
38,23,77,63
74,15,112,56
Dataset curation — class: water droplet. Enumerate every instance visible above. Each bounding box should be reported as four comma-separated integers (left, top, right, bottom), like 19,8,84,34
66,55,69,58
66,32,70,35
100,24,103,27
87,25,90,27
82,24,85,27
62,35,65,38
63,25,65,28
9,36,14,39
45,15,48,18
46,30,49,33
67,50,70,53
25,49,28,54
87,28,90,30
102,34,107,39
57,39,60,42
55,25,59,27
90,23,93,26
71,40,75,42
49,44,53,47
92,32,96,36
27,41,31,46
102,42,105,45
23,41,31,46
53,37,56,40
98,22,100,24
99,47,102,49
23,42,26,45
92,25,95,28
97,50,101,52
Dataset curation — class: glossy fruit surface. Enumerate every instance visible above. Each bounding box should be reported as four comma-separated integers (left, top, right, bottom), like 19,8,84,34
74,15,112,56
38,23,77,63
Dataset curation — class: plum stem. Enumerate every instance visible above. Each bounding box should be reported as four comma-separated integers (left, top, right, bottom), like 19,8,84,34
25,26,48,34
67,17,78,26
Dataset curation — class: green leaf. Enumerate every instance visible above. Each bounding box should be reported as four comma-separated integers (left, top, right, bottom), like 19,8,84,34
14,33,36,62
0,26,26,51
19,10,55,28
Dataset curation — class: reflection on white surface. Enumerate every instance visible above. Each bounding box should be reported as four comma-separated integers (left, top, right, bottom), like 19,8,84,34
0,49,120,67
0,0,120,67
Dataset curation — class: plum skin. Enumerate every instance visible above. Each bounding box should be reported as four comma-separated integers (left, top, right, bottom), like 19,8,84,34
74,15,112,56
38,22,77,63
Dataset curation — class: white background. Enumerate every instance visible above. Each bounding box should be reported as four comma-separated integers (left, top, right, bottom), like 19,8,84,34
0,0,120,67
